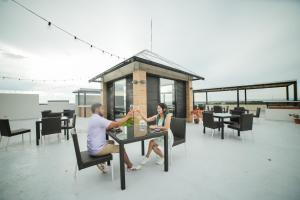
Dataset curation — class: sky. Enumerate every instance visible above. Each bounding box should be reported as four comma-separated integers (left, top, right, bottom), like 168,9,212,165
0,0,300,103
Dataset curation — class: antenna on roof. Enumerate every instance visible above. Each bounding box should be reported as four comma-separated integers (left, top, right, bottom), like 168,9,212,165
150,18,153,52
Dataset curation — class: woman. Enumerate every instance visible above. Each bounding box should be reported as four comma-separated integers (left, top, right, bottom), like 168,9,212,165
135,103,174,165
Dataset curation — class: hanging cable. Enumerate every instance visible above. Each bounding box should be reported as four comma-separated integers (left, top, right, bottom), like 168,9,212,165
9,0,126,60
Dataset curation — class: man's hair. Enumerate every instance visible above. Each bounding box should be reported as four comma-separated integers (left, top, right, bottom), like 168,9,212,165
91,103,102,113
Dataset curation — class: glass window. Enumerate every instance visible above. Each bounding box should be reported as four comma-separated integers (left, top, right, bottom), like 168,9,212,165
160,78,175,115
114,79,126,119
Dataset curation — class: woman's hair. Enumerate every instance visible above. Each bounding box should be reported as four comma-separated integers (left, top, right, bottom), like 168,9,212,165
157,103,168,114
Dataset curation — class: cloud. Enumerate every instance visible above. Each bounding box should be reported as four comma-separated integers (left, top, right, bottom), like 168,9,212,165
0,48,27,59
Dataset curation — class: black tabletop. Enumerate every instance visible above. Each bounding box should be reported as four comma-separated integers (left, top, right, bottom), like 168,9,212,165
107,124,167,144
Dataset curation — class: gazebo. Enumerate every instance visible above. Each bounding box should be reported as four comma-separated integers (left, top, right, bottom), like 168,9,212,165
89,50,204,122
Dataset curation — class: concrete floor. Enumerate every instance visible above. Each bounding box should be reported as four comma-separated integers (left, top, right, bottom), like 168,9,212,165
0,117,300,200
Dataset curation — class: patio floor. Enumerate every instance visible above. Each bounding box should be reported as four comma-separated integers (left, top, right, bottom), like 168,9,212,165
0,117,300,200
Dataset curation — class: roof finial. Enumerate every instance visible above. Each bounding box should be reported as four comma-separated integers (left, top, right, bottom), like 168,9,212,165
150,18,153,52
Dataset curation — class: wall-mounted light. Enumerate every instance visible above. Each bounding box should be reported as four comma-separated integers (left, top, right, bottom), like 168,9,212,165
132,80,146,84
139,80,146,84
132,80,138,84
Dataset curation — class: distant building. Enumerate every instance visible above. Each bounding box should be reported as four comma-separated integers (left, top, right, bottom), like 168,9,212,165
73,88,101,117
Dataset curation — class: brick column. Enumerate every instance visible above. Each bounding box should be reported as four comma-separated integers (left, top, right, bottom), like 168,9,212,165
133,70,147,124
186,80,193,122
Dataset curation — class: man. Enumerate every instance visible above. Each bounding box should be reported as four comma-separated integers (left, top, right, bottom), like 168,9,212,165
87,103,141,172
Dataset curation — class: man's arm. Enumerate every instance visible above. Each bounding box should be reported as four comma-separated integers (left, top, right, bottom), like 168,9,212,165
107,110,133,130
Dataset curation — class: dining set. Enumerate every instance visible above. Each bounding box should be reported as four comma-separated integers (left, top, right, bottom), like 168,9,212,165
202,106,259,139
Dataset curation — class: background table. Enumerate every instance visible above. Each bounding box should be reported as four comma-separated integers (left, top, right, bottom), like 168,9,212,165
213,113,240,139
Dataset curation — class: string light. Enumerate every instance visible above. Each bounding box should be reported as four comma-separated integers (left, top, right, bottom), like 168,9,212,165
0,75,88,83
9,0,127,60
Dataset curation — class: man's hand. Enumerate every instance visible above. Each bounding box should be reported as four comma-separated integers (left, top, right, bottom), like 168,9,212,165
126,110,133,118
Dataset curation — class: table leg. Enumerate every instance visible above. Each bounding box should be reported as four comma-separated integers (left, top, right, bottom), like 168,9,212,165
203,126,206,134
106,133,111,166
221,118,224,139
141,140,145,156
36,122,40,146
66,121,69,140
164,134,169,172
119,144,126,190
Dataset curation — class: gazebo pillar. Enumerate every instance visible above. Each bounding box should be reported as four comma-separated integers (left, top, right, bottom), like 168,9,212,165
133,70,147,124
186,80,193,123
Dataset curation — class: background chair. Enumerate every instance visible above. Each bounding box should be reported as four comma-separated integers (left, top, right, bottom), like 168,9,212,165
170,118,186,164
213,106,223,113
254,107,261,118
63,110,75,118
41,117,62,143
202,112,223,136
46,112,62,118
71,130,113,180
41,110,52,118
62,114,76,140
227,114,254,136
0,119,31,149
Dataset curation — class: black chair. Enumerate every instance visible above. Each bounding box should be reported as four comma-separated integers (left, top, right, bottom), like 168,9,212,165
46,112,62,118
170,117,187,165
71,130,113,180
62,114,76,140
41,117,62,143
213,106,223,113
171,118,186,147
203,112,223,136
224,110,243,125
0,119,31,149
227,114,254,136
41,110,51,118
63,110,75,118
254,107,261,118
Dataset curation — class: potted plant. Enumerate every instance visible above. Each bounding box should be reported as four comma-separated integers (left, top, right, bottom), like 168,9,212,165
289,113,300,124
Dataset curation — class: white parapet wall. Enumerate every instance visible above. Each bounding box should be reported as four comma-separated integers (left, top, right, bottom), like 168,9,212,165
0,93,40,120
265,108,300,121
40,100,75,113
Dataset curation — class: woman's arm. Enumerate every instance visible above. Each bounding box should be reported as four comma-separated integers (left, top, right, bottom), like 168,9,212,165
136,110,156,122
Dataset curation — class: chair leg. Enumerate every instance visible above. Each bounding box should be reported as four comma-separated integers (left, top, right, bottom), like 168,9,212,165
169,148,172,166
22,134,24,144
0,135,2,145
111,160,114,181
74,162,78,179
5,137,10,150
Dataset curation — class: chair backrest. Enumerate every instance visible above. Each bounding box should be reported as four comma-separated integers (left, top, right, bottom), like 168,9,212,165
0,119,12,136
46,112,62,118
203,111,214,127
255,107,261,117
41,117,61,135
72,114,77,128
240,114,253,131
64,110,75,118
225,106,229,113
71,131,83,167
41,110,52,118
170,118,186,141
213,106,223,113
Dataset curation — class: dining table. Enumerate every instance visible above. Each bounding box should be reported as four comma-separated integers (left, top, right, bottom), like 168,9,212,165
213,113,240,139
107,124,169,190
